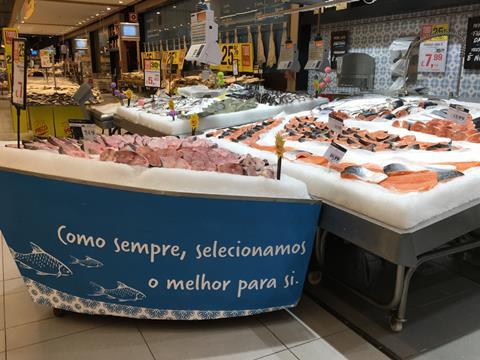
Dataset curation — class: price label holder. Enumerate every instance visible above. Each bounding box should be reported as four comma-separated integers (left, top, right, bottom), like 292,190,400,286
233,59,239,76
11,38,27,148
305,40,324,70
447,104,470,125
68,119,96,141
324,142,347,164
144,59,161,88
327,113,344,134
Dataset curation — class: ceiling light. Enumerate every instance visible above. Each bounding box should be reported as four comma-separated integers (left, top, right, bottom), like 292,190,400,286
156,11,160,14
173,5,177,8
96,13,99,16
107,7,111,10
119,1,123,3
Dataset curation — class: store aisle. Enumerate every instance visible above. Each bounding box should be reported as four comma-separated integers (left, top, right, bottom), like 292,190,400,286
0,238,388,360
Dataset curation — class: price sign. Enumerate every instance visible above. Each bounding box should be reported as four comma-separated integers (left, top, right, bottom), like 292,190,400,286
11,38,27,110
465,16,480,70
447,104,470,125
327,113,344,134
232,60,239,76
211,43,254,73
418,23,449,73
69,122,96,140
2,28,19,90
144,59,161,88
39,49,52,68
324,142,347,164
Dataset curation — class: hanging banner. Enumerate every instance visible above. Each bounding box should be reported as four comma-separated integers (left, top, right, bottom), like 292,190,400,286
144,59,161,88
0,170,321,320
161,49,186,71
21,0,35,20
465,16,480,70
418,23,449,73
2,28,19,90
11,38,27,109
210,43,254,73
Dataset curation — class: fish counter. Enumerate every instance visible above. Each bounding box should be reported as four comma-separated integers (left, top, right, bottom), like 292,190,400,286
0,136,320,320
203,95,480,330
112,87,327,136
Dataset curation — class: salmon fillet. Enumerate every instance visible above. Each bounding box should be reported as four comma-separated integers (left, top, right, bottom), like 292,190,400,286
380,170,438,192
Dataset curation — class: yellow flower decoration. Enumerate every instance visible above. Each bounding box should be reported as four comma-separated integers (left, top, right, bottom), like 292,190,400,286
313,79,319,91
275,133,285,158
190,113,199,130
168,98,175,110
124,89,134,99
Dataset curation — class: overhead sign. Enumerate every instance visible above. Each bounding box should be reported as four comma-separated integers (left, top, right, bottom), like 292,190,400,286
144,59,161,88
277,44,300,72
210,43,253,73
185,9,221,65
2,28,19,90
305,41,324,70
162,49,186,71
0,170,321,320
11,38,27,110
418,23,449,73
465,16,480,70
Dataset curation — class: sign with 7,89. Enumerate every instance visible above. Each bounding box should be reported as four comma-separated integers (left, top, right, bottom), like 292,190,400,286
11,38,27,109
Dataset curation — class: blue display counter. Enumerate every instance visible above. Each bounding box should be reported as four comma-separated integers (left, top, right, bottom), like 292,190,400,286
0,168,321,320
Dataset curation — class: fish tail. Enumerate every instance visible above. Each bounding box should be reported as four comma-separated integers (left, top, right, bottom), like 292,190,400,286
89,281,105,296
69,256,80,264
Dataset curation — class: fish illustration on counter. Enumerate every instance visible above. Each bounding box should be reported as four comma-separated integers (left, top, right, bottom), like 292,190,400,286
89,281,146,302
70,256,104,268
10,243,73,277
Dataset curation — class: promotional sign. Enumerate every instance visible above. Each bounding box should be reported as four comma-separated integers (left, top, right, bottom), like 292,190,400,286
39,49,52,68
210,43,254,73
185,9,221,65
465,16,480,70
0,170,321,320
144,59,161,88
11,38,27,110
330,31,348,69
2,27,19,89
418,23,449,73
277,44,300,71
162,49,186,71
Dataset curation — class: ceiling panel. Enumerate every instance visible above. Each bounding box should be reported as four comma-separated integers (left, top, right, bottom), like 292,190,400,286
15,0,137,35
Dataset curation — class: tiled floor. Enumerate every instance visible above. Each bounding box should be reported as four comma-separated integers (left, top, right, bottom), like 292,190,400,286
0,237,389,360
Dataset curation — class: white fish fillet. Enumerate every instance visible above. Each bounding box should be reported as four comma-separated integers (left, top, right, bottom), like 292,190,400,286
247,25,253,44
256,25,266,66
266,23,277,68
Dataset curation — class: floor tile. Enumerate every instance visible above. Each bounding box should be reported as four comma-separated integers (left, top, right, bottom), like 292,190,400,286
0,330,4,352
413,329,480,360
4,278,25,296
290,339,347,360
258,350,298,360
5,290,53,328
323,329,390,360
6,312,111,351
0,298,4,330
290,296,348,338
140,317,285,360
258,310,319,348
3,241,21,281
7,323,154,360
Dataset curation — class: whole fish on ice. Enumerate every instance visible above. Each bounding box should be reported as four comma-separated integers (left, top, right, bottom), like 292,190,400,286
70,256,103,268
89,281,146,302
10,243,73,277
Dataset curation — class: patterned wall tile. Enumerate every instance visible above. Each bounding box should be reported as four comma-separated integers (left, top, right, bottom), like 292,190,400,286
308,4,480,99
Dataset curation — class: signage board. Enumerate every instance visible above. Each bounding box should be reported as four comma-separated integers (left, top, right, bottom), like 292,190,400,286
330,31,348,69
40,49,52,68
418,23,449,73
210,43,253,73
465,16,480,70
305,41,324,70
144,59,161,88
2,27,19,89
11,38,27,110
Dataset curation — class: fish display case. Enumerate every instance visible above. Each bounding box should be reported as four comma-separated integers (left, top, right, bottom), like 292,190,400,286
203,95,480,330
0,136,320,320
111,86,328,136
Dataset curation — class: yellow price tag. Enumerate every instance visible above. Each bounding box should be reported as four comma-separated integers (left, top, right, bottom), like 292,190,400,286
168,98,174,111
275,133,285,158
211,43,254,73
430,23,449,41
